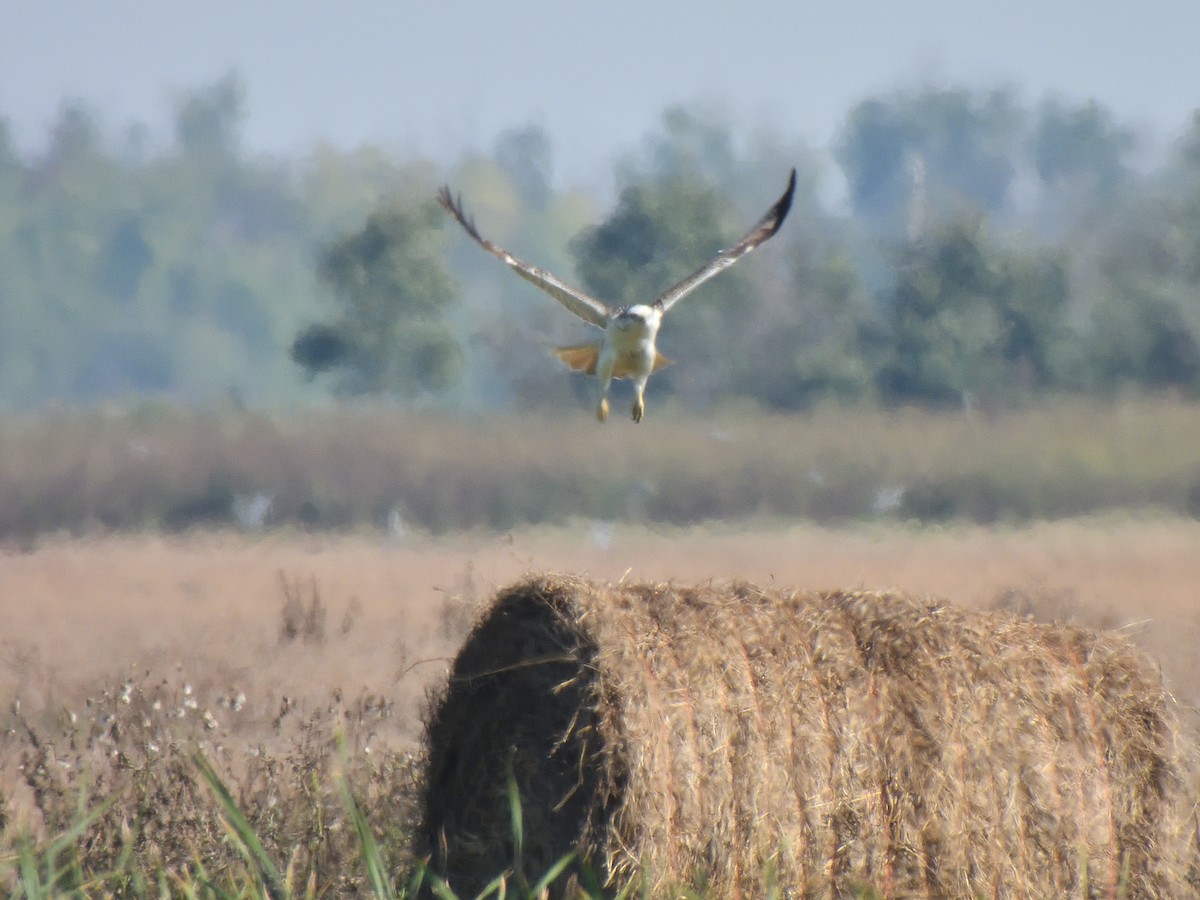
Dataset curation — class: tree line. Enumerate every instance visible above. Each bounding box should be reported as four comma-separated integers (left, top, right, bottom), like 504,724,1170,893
2,74,1200,412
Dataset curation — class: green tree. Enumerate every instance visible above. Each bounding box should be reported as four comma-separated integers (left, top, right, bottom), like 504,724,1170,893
292,203,462,396
1073,111,1200,395
1086,289,1200,393
95,213,154,300
748,247,878,409
1030,99,1136,236
836,88,1023,235
873,219,1070,406
174,72,244,161
1032,99,1133,198
494,124,553,211
633,105,739,186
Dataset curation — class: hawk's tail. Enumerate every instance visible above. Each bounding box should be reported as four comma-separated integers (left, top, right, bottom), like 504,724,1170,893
553,342,602,375
553,343,674,378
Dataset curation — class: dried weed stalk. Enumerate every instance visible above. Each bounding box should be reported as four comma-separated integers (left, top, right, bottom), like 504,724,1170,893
2,672,421,895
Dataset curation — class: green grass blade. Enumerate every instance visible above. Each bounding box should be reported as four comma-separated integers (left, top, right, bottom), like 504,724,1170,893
403,861,428,897
18,842,41,899
337,775,397,900
469,872,508,899
576,860,604,897
46,796,113,850
1116,850,1132,899
425,868,461,900
506,772,523,880
527,851,576,897
194,752,286,900
171,868,202,900
4,796,115,899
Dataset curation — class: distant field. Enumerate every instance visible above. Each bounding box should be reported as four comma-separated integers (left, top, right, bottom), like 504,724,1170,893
4,398,1200,538
4,517,1200,736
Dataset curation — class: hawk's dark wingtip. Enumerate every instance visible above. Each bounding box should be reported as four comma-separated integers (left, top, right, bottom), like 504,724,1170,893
770,168,798,235
437,184,484,241
436,185,458,215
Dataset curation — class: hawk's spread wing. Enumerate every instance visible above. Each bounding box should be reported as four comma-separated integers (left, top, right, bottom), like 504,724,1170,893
437,187,613,328
652,168,797,314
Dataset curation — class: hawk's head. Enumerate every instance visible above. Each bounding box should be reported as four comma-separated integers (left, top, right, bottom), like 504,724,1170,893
615,304,659,334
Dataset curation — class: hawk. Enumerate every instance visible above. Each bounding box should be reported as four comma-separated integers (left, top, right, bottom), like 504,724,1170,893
437,169,796,422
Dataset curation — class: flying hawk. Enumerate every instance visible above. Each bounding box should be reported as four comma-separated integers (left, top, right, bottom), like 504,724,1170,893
437,169,796,422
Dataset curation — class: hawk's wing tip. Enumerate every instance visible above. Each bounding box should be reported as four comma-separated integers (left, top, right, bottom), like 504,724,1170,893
773,168,798,231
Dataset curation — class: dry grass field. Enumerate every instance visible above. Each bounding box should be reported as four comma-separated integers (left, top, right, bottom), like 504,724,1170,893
3,517,1200,894
3,517,1199,725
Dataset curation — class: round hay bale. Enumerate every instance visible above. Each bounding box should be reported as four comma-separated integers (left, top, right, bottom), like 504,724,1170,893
420,575,1196,897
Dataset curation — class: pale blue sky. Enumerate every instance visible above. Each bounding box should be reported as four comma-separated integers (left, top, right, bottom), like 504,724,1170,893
2,1,1198,186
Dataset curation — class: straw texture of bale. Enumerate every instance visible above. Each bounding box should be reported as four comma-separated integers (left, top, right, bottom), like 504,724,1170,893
420,575,1196,897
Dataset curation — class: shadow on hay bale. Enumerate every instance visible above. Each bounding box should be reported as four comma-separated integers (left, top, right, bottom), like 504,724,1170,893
420,575,1197,897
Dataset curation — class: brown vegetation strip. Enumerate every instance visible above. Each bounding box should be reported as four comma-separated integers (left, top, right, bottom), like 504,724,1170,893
421,575,1197,897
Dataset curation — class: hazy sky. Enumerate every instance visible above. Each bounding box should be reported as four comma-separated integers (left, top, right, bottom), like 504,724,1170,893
3,1,1199,185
